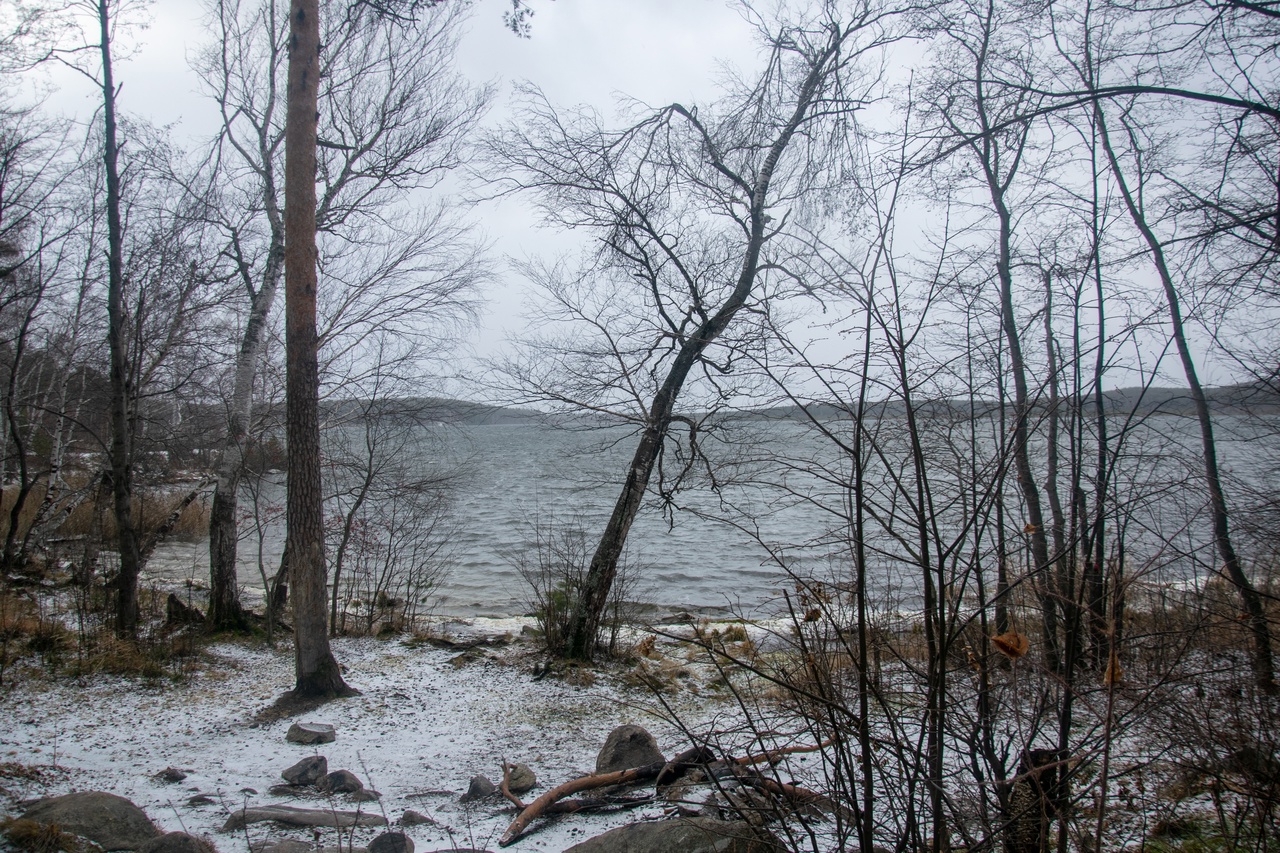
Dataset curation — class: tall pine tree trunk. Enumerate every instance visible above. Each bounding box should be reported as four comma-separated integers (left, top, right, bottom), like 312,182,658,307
284,0,352,697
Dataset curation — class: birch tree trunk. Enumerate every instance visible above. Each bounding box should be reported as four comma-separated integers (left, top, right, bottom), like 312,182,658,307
207,240,282,630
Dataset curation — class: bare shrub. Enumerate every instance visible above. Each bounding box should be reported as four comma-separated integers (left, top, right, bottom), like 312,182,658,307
325,477,455,637
508,516,645,658
1161,676,1280,851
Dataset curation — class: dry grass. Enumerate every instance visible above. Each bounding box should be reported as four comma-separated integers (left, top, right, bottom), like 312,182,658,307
0,586,204,682
0,473,93,543
0,762,51,782
0,592,74,679
0,818,86,853
0,592,39,635
0,481,210,546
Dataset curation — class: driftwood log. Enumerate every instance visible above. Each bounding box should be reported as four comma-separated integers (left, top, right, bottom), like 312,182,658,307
542,793,656,817
497,739,836,846
498,761,666,846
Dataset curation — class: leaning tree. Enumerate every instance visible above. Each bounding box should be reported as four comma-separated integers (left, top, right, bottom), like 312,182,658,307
489,1,907,659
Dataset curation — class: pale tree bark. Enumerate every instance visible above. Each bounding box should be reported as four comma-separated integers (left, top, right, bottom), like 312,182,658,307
24,268,95,559
0,107,78,574
1,280,45,572
207,237,282,630
203,0,290,630
284,0,351,697
200,0,484,631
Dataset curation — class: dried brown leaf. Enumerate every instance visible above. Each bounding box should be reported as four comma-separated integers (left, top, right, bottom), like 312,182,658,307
992,630,1030,659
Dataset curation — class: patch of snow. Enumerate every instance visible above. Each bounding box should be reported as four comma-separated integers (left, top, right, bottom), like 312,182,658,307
0,636,731,852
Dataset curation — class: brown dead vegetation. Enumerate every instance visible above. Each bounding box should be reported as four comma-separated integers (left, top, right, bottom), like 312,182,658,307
0,818,86,853
0,480,211,547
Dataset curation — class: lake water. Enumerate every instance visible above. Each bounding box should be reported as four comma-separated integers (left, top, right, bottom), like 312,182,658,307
147,413,1280,620
150,422,807,619
438,423,794,616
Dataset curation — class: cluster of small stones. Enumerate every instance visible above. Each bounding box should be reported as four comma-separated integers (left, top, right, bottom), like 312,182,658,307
232,721,538,851
5,720,783,853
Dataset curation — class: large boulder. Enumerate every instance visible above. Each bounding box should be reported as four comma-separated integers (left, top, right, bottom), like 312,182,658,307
564,818,783,853
368,832,413,853
596,725,665,774
138,833,216,853
20,791,161,851
282,755,328,786
286,722,336,745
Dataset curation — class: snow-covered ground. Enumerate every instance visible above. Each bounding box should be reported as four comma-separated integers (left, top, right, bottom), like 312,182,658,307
0,622,738,852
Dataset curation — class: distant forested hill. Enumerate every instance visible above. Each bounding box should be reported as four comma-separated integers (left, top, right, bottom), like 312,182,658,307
738,381,1280,421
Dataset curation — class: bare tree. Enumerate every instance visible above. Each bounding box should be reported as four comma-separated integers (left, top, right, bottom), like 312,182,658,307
1039,0,1279,692
21,0,218,636
489,2,904,659
34,0,149,636
194,0,485,632
1097,105,1275,693
919,0,1067,675
0,104,82,573
321,350,457,636
89,0,137,636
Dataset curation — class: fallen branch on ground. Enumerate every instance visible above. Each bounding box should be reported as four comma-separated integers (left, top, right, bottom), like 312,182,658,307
497,739,834,846
498,761,665,846
729,764,854,823
735,738,834,766
541,793,655,816
500,760,525,810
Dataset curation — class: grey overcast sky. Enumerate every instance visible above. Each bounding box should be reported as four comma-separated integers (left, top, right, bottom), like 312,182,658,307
452,0,761,361
21,0,763,370
15,0,1237,388
28,0,759,137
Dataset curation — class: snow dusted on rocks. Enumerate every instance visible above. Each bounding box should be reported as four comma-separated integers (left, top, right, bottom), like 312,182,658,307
0,628,723,852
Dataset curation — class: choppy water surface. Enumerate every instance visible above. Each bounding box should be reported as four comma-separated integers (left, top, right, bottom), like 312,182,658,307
146,414,1280,619
150,422,808,618
436,422,826,617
